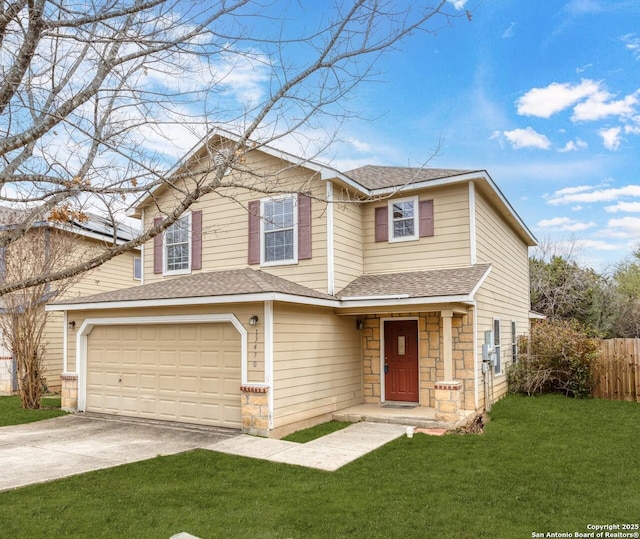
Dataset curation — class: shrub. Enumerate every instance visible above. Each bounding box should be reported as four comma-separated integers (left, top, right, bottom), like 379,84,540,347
508,319,599,398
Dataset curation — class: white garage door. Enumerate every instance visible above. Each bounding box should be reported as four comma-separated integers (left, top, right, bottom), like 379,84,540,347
86,323,241,428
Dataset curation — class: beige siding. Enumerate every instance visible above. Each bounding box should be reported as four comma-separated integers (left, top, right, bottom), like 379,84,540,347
474,191,531,407
143,149,330,293
363,185,471,274
271,303,362,434
332,187,364,291
42,246,140,391
64,303,264,383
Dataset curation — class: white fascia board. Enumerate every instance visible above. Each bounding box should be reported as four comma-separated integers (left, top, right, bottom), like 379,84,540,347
341,294,410,301
46,291,339,312
468,265,492,300
336,294,473,309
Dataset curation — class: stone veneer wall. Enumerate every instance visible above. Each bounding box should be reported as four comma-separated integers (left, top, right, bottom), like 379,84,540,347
362,310,476,410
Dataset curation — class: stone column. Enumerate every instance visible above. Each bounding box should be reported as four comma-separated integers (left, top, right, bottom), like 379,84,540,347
240,385,270,437
434,381,462,423
60,373,78,411
441,309,453,381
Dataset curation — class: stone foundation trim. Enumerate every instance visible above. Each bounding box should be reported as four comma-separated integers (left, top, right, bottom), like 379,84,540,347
60,372,78,412
241,386,270,436
240,385,269,393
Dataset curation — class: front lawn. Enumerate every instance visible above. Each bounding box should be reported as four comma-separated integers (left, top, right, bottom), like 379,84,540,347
1,395,639,538
0,395,67,427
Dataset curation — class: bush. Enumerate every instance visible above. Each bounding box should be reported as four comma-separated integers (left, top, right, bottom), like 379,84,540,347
508,319,599,398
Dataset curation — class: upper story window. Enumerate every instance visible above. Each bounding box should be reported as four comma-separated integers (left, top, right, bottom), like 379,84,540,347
375,197,434,243
262,195,297,265
247,194,312,267
164,213,191,274
152,210,202,276
390,196,418,241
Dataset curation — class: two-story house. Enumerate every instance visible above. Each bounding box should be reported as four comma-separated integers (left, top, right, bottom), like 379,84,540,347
48,130,536,438
0,208,140,395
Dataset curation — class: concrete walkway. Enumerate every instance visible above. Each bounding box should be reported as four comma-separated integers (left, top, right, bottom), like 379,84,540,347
207,421,409,471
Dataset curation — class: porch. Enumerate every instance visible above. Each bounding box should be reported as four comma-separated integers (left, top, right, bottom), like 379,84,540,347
332,403,477,430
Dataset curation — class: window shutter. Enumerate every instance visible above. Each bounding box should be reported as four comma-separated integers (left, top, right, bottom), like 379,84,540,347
298,194,312,260
191,210,202,270
247,200,260,264
374,206,388,242
419,200,434,237
153,216,163,274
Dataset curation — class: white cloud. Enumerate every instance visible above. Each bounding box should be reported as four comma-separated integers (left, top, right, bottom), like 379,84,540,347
599,126,622,150
502,22,516,39
536,216,595,231
604,217,640,239
565,0,604,15
558,138,588,152
576,63,592,74
572,205,583,211
516,80,600,118
604,201,640,213
447,0,468,9
572,90,639,121
548,184,640,205
622,34,640,60
553,184,598,196
503,127,551,150
571,239,620,252
346,137,373,153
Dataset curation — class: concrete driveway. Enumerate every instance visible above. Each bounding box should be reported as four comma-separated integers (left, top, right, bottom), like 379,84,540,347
0,413,239,492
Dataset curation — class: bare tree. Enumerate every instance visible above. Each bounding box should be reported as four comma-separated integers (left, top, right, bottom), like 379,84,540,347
0,227,84,408
0,0,469,296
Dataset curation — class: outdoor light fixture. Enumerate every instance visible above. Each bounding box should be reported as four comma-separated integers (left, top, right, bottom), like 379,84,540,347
249,315,259,326
356,319,364,331
68,320,76,329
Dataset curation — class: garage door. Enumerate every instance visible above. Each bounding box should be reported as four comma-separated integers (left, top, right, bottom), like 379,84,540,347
86,323,241,427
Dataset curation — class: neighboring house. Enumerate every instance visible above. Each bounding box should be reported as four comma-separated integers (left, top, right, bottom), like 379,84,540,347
0,208,141,394
48,130,536,438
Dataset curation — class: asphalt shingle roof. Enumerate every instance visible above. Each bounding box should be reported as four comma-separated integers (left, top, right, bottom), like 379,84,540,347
56,268,335,305
336,264,492,299
343,165,481,191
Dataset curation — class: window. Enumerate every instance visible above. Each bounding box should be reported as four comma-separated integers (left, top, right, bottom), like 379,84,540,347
261,195,297,265
164,213,191,274
494,319,502,375
133,256,141,280
389,196,418,242
511,321,518,363
375,198,433,242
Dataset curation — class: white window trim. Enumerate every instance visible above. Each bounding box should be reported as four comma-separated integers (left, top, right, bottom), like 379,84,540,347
511,320,518,363
163,211,192,276
133,256,142,281
493,318,502,376
388,195,419,243
260,193,298,267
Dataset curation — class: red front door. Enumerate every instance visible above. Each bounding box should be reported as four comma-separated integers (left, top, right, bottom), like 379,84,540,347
384,320,419,402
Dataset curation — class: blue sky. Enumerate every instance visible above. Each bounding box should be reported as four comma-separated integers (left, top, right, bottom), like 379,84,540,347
306,0,640,271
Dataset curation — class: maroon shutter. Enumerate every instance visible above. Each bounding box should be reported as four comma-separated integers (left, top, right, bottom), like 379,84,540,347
191,210,202,270
298,194,312,260
419,200,434,237
374,206,388,242
153,216,163,274
248,200,260,264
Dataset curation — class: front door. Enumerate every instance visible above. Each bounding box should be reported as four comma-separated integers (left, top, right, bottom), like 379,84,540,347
384,320,419,402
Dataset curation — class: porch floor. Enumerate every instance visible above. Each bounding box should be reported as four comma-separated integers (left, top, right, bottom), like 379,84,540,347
332,404,477,430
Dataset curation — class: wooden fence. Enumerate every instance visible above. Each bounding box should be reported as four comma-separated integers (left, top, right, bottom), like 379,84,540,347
592,339,640,402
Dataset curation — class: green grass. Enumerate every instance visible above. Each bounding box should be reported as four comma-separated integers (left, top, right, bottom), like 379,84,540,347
0,395,67,427
1,395,639,538
282,420,351,443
